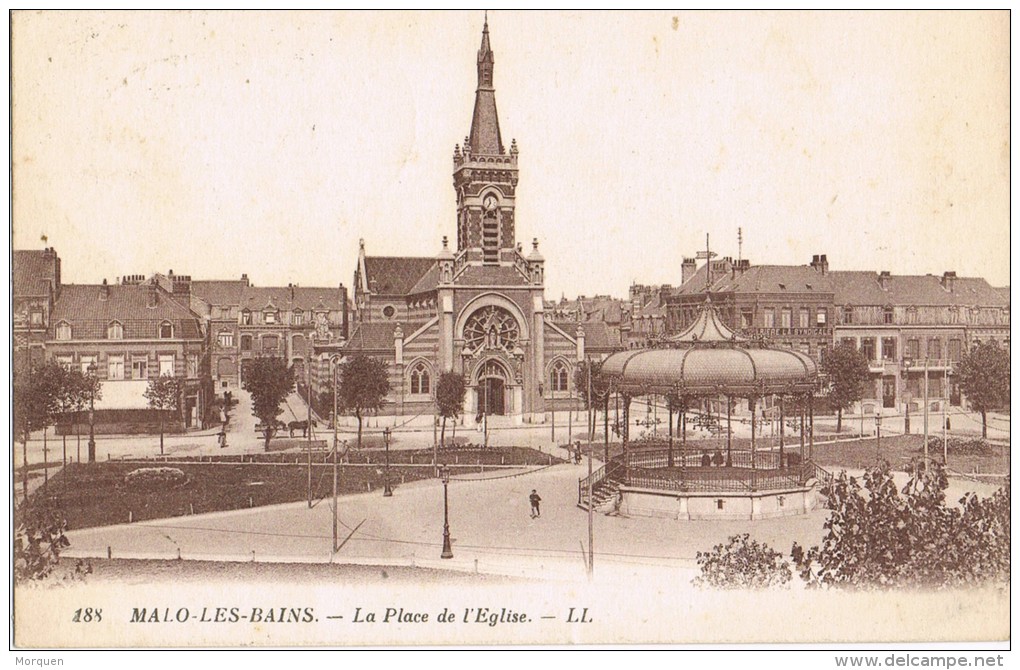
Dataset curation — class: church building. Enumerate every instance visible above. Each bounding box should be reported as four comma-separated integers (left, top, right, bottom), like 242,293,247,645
342,18,621,425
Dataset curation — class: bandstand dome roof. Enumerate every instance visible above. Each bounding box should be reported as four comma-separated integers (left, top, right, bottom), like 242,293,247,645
602,297,818,396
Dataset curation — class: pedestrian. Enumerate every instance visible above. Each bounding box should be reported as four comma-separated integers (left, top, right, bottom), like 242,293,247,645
573,441,582,464
529,489,542,518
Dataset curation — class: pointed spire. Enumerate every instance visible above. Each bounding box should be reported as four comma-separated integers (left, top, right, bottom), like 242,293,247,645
469,14,503,154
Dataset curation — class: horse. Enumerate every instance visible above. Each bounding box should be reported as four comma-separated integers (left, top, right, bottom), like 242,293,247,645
288,419,317,438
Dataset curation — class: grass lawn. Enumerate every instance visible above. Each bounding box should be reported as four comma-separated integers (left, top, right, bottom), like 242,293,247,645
23,447,561,530
809,433,1010,474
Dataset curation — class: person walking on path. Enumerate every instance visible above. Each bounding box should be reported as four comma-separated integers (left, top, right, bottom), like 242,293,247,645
529,489,542,518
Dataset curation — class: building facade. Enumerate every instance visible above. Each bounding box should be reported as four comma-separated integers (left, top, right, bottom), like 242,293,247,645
342,19,621,425
13,248,62,377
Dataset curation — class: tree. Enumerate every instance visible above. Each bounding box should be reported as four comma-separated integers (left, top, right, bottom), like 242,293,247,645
337,354,391,451
694,533,792,590
435,372,466,460
791,461,1010,589
241,356,295,450
820,341,870,433
14,366,57,501
956,341,1010,438
574,359,611,444
144,374,185,456
53,367,88,467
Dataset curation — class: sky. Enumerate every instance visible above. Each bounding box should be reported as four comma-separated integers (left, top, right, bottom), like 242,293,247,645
11,10,1011,298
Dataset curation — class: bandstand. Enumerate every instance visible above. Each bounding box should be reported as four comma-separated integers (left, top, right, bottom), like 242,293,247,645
580,297,832,520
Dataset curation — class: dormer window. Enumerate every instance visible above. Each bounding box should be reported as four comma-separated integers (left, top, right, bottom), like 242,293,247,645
883,306,894,324
55,321,72,340
264,311,277,324
293,310,303,326
159,321,173,339
107,321,124,340
843,305,853,324
241,309,252,325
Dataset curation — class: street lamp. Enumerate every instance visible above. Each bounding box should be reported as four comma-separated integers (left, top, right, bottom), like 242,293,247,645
439,464,453,559
875,411,883,462
87,362,97,463
902,358,912,435
383,426,393,497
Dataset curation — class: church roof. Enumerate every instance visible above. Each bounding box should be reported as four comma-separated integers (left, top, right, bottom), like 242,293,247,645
454,264,529,286
346,321,428,351
363,256,436,295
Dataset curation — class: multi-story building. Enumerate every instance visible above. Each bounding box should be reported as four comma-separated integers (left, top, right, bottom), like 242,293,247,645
191,277,348,396
45,272,212,432
13,247,61,376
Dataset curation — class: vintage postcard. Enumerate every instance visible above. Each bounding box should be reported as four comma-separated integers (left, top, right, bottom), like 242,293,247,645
9,10,1011,653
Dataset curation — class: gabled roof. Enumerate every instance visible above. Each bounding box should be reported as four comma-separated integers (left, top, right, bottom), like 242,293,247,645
828,272,1009,307
581,321,623,350
710,265,834,295
50,283,202,340
345,321,427,351
13,249,58,298
239,286,343,312
363,256,436,296
191,280,247,306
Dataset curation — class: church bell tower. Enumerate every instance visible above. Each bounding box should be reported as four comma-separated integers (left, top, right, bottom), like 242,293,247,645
452,17,519,265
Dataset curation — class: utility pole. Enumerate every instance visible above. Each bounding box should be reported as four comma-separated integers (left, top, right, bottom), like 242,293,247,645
923,357,930,470
306,355,313,508
332,439,340,553
586,357,594,581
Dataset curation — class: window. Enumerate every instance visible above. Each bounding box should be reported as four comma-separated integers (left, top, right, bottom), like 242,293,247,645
240,335,253,351
132,357,148,380
262,335,279,353
264,311,277,324
881,337,897,361
799,308,810,329
382,305,396,319
241,310,252,325
740,310,753,329
55,356,74,370
159,354,175,377
781,308,792,329
56,322,72,340
107,321,124,339
218,331,234,347
883,306,894,324
409,362,431,395
843,306,853,324
948,339,962,362
906,339,919,360
840,337,856,349
550,361,570,393
30,311,43,325
816,308,827,326
159,321,173,338
860,338,876,361
763,309,775,328
187,354,199,378
293,311,303,326
108,355,125,380
80,355,97,374
928,338,942,360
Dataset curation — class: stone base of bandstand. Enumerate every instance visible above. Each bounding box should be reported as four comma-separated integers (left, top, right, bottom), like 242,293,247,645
618,483,822,521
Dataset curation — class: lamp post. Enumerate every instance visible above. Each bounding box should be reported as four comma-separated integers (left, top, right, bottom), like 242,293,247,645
901,358,912,435
87,362,97,463
875,411,883,462
440,464,453,559
383,426,393,497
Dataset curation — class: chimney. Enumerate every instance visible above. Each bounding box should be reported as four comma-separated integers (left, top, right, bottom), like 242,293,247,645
659,284,673,305
338,283,349,340
147,280,159,308
241,273,250,287
99,278,109,300
878,270,891,290
941,271,957,292
810,254,829,274
289,283,295,301
172,274,191,301
681,257,697,285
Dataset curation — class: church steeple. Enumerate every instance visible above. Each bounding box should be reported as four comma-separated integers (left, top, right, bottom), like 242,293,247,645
469,16,503,155
454,15,518,264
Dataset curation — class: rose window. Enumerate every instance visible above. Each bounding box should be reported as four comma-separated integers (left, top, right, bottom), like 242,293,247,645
463,306,520,354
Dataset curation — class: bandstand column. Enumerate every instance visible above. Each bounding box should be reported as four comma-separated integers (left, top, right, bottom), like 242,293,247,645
750,395,757,470
808,393,815,461
667,403,674,468
799,394,806,456
726,396,732,467
622,394,631,484
778,395,785,467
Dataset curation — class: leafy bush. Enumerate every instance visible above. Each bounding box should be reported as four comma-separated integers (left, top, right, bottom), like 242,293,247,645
14,507,71,581
693,533,792,589
792,461,1010,589
923,436,993,456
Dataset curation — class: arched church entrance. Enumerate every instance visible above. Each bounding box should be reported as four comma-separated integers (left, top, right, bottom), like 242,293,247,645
478,359,508,416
